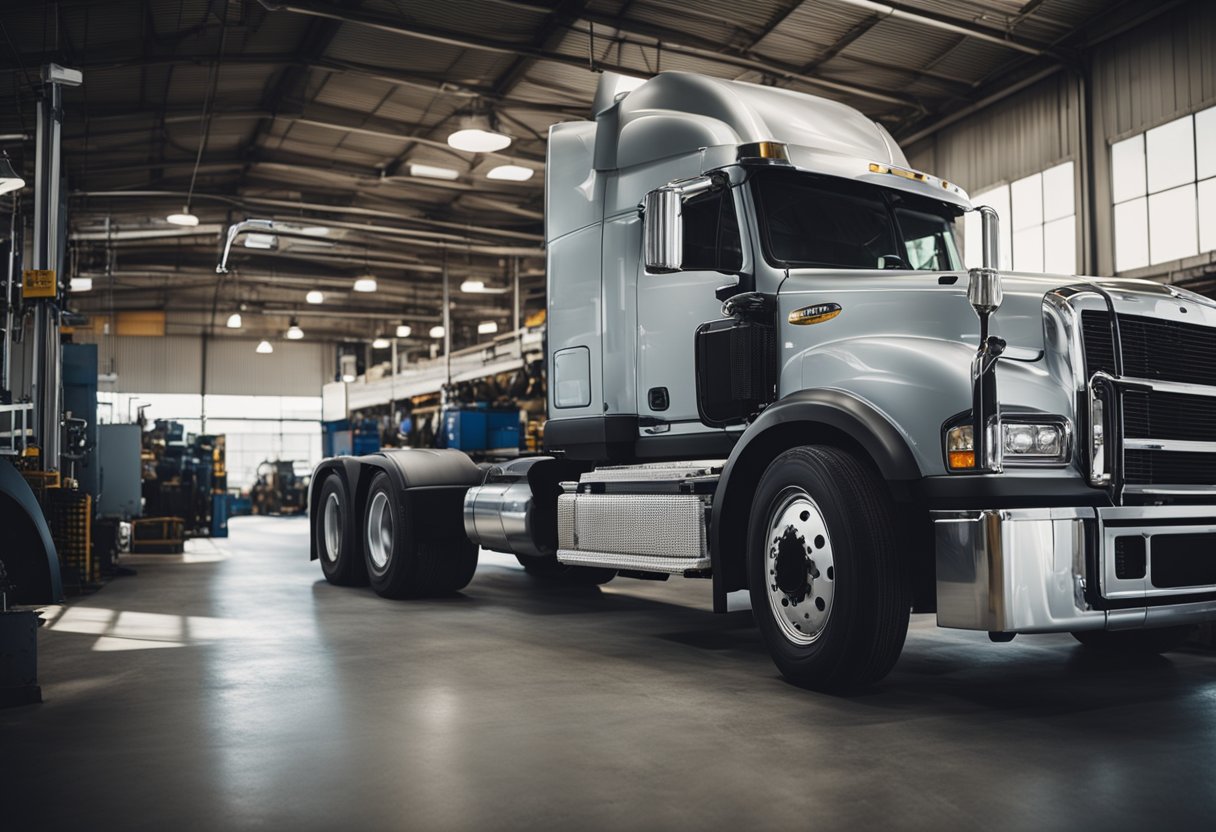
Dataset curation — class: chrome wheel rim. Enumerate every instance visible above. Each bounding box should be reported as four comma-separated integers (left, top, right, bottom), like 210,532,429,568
764,487,836,645
366,491,393,571
323,492,342,562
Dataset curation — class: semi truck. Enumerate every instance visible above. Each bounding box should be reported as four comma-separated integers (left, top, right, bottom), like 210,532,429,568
220,71,1216,691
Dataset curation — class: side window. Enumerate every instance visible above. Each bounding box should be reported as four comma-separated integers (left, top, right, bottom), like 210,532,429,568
681,189,743,272
896,207,961,270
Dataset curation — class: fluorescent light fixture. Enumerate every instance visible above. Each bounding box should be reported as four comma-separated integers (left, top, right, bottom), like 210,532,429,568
429,325,445,339
409,163,460,180
448,114,512,153
285,318,304,340
256,340,274,354
243,232,278,249
305,290,324,304
341,373,355,383
396,324,412,338
0,153,25,195
486,164,534,182
478,321,498,335
299,226,330,237
69,276,92,292
460,278,485,293
353,276,378,293
166,206,199,227
371,337,390,349
226,312,242,329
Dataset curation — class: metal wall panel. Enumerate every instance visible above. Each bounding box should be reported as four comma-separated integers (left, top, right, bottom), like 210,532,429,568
1089,1,1216,275
72,334,329,396
905,1,1216,280
904,73,1081,201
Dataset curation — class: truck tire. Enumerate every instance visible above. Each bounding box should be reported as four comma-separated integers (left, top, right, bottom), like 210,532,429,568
1071,626,1193,654
515,554,616,586
363,471,479,598
317,476,366,586
747,446,910,692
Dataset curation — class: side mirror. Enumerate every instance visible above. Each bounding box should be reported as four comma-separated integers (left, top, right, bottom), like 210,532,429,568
966,205,1003,318
642,175,720,273
642,188,683,273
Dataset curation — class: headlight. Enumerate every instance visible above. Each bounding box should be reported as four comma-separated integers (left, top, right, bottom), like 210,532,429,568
946,417,1070,471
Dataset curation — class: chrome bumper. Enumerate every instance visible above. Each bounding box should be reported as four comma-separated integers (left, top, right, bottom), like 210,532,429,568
933,506,1216,633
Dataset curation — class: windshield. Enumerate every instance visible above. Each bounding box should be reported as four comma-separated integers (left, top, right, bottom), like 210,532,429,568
751,170,962,271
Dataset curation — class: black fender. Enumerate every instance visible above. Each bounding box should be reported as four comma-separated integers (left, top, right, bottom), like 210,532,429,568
308,449,485,561
709,389,921,611
0,459,64,604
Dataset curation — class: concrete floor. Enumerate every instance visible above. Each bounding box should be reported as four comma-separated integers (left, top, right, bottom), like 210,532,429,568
4,516,1216,830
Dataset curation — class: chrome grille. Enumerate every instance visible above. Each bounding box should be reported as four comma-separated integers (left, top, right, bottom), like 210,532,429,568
1080,309,1216,495
1083,310,1216,386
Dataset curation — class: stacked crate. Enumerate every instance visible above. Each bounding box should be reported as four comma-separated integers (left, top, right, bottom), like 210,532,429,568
45,490,94,589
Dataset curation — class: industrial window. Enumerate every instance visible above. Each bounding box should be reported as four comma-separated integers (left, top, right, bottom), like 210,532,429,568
1111,106,1216,272
97,392,322,490
964,161,1076,274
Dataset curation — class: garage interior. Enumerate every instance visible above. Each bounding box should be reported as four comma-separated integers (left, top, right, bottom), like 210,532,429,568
2,0,1216,827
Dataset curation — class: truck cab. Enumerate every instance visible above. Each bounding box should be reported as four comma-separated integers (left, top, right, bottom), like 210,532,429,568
294,71,1216,692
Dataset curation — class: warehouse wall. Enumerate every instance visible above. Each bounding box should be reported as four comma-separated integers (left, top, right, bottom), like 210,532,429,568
73,333,331,396
904,0,1216,281
1089,1,1216,277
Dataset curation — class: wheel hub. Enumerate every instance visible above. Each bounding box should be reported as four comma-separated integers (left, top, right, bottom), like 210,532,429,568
765,488,836,645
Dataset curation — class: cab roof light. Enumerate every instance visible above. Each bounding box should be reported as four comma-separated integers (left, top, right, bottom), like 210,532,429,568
869,162,928,182
738,141,790,164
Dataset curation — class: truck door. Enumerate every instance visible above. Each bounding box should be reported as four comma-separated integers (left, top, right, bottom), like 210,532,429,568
636,185,744,433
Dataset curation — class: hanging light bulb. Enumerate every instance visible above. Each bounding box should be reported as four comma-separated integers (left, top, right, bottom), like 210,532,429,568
353,275,378,293
478,321,499,335
371,337,390,349
429,325,445,339
396,324,412,338
166,205,199,227
447,113,511,153
226,312,242,329
460,278,485,293
285,318,304,340
69,276,93,292
256,340,274,354
305,290,324,304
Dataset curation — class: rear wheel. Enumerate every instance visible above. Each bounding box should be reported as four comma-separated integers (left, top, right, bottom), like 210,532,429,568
1071,626,1193,654
747,446,910,692
316,476,365,586
515,554,616,586
363,472,478,598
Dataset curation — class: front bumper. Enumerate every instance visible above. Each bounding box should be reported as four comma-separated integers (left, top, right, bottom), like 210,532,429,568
934,506,1216,633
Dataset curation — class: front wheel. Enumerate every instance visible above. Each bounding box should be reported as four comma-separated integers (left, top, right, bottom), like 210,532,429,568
747,446,910,692
1071,626,1193,654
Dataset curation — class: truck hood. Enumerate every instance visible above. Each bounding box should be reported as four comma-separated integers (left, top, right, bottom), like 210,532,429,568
962,272,1216,356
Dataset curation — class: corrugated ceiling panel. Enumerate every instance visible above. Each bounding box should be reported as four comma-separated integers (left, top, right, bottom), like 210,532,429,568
752,2,874,66
845,17,963,71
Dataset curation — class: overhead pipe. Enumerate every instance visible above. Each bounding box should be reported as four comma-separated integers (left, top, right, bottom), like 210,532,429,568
825,0,1047,57
256,0,910,107
72,190,543,242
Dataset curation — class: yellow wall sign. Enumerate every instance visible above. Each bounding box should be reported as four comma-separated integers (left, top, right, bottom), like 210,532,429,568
22,269,57,299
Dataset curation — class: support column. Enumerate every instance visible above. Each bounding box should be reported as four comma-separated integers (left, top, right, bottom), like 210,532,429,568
31,65,81,472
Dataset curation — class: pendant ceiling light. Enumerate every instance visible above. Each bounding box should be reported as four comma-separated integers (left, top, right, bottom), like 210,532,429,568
226,312,242,329
285,318,304,340
0,152,26,195
447,113,511,153
256,340,274,354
